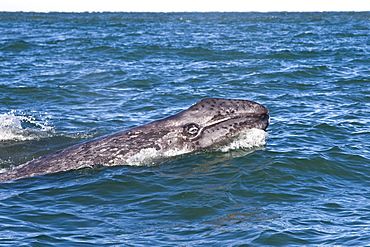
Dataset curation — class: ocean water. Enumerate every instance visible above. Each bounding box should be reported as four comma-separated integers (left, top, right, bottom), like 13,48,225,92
0,12,369,246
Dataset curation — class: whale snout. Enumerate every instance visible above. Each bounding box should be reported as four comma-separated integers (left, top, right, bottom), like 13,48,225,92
243,102,269,131
260,114,270,130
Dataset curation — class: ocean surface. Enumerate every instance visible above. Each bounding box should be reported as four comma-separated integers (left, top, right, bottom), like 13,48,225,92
0,12,369,246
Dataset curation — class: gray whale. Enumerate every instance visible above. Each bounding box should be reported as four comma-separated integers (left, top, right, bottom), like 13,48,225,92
0,98,269,182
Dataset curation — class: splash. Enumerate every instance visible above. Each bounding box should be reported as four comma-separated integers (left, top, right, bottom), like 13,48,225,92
0,111,54,141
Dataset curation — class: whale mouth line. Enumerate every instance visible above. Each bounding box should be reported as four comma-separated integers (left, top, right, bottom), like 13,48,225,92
187,113,269,141
206,113,269,128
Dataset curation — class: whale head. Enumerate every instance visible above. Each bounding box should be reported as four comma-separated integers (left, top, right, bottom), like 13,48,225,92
128,98,269,163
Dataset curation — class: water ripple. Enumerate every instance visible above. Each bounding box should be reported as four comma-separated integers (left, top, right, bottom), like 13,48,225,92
1,12,370,246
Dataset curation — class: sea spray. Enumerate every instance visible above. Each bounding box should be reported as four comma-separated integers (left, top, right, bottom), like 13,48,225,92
0,111,53,141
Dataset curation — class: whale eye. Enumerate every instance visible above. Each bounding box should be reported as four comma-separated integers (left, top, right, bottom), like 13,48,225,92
183,123,200,137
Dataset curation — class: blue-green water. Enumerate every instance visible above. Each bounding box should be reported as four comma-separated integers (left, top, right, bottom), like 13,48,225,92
0,12,369,246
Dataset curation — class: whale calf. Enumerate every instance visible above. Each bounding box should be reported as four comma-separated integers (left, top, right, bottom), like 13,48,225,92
0,98,269,182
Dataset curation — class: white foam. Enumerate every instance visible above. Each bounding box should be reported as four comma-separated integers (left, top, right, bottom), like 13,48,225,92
126,147,161,166
126,146,192,166
218,128,268,152
0,111,54,141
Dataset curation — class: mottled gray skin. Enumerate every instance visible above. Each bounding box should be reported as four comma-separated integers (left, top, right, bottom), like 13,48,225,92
0,98,269,182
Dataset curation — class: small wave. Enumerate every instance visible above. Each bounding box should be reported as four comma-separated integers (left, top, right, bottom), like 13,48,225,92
0,111,54,141
0,40,36,52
